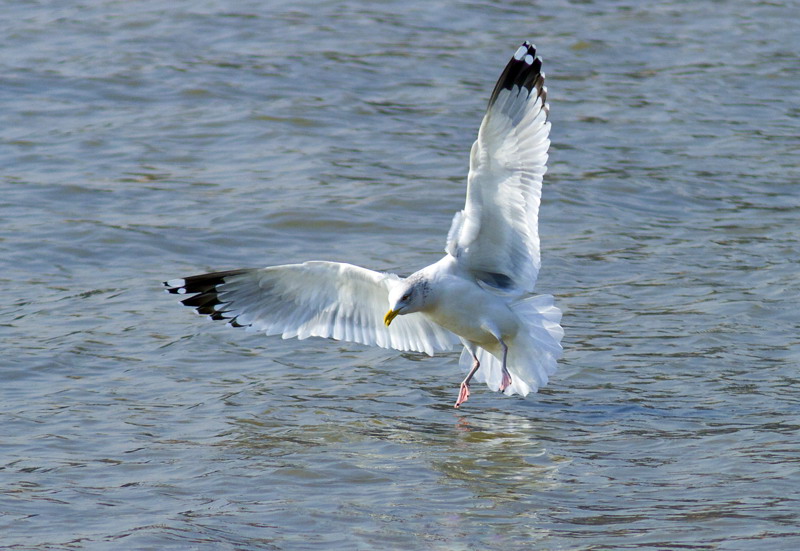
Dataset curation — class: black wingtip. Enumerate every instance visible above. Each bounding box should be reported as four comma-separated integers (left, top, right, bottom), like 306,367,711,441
487,41,546,110
163,269,252,327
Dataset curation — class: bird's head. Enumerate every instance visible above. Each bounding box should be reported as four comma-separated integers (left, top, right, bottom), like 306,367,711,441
384,278,428,326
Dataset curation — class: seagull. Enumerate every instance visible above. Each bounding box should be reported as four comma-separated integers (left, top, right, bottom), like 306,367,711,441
165,41,564,408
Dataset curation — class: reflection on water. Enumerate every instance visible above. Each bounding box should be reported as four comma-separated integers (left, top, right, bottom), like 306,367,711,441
2,0,799,549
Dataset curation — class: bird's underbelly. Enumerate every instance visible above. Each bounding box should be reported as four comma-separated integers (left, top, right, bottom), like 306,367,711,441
425,284,519,347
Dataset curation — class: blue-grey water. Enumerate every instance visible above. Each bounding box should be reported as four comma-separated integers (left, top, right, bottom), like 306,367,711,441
2,1,799,549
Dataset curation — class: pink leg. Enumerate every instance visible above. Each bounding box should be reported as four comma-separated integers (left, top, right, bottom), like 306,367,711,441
455,352,480,408
498,339,512,392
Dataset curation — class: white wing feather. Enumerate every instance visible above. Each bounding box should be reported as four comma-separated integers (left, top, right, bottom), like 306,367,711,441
447,43,550,293
168,262,459,356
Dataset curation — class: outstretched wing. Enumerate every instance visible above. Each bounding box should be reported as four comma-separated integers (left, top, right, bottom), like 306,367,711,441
164,261,459,356
446,42,550,293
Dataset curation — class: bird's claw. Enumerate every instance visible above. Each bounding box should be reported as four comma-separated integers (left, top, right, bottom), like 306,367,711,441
499,370,512,392
454,382,470,408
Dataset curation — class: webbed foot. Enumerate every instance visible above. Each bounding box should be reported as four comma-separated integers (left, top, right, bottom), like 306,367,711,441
454,382,470,408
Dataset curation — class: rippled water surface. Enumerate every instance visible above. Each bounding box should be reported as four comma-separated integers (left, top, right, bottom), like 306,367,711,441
2,1,799,549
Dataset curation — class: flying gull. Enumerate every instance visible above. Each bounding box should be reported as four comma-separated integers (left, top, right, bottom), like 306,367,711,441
165,41,564,408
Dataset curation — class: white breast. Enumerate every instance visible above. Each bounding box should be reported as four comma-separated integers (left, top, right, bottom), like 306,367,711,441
425,273,519,347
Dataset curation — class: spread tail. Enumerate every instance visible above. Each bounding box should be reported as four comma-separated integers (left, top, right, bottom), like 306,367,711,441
459,294,563,397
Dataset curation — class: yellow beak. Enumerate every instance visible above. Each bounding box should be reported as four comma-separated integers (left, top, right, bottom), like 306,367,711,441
384,308,400,326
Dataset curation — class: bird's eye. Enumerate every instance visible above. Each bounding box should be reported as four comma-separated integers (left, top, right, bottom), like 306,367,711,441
401,293,411,301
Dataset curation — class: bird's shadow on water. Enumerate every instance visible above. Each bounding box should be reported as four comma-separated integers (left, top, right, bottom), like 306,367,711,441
222,358,574,500
220,344,735,515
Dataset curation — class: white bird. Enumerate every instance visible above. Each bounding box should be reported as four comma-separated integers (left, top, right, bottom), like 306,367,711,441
165,42,564,408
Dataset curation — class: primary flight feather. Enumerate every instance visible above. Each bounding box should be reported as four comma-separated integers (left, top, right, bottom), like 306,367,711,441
165,42,564,408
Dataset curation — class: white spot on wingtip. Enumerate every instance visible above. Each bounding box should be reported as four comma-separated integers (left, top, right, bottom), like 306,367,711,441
524,54,534,65
513,45,527,60
166,278,185,288
177,288,187,294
